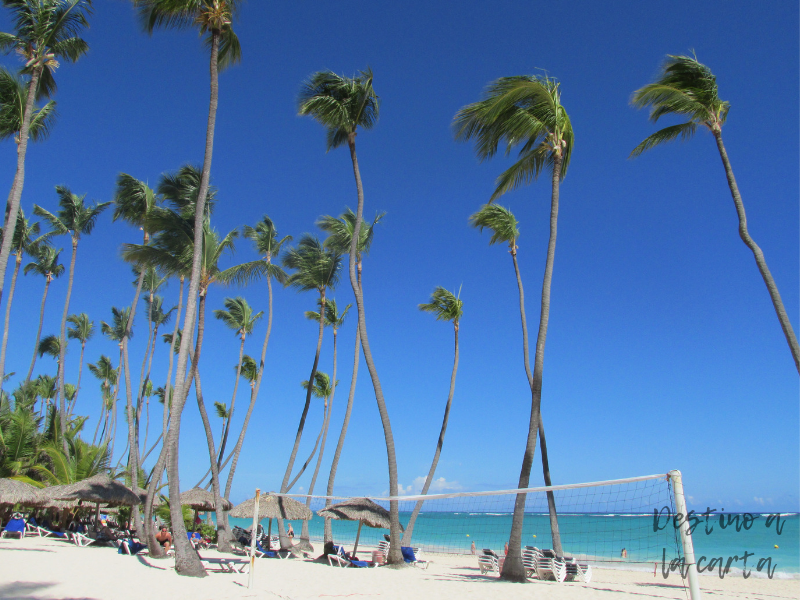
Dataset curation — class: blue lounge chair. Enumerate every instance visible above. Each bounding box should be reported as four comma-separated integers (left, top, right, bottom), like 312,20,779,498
327,544,374,568
401,546,430,569
255,540,278,558
1,517,26,538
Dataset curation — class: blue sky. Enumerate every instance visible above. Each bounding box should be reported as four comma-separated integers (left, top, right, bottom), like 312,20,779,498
0,0,797,512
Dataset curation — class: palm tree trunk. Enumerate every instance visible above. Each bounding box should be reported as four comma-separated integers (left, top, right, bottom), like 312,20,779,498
108,352,123,460
346,134,402,564
303,328,338,541
0,254,22,393
512,248,562,555
0,67,41,311
92,384,106,445
67,341,86,418
26,278,51,383
401,321,459,545
143,278,184,559
502,154,561,582
217,334,245,467
286,403,326,492
278,293,326,550
136,291,155,426
57,238,78,455
712,130,799,373
165,26,221,577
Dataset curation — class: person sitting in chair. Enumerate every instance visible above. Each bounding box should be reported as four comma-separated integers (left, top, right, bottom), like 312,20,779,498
155,525,173,553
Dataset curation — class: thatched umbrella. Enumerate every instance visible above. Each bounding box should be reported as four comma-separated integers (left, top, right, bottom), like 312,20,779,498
179,487,232,530
0,478,44,506
230,493,312,548
316,497,401,557
43,474,142,529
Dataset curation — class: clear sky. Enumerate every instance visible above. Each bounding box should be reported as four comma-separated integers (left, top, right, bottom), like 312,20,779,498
1,0,797,512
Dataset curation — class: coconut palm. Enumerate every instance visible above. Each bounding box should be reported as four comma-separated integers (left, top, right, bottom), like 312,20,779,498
23,244,63,382
136,269,168,418
0,209,48,390
630,53,799,373
88,355,116,445
133,0,242,573
65,312,93,415
0,66,57,147
402,287,463,545
0,0,92,312
139,294,173,447
277,235,341,549
36,335,61,413
455,74,573,581
34,373,57,418
298,69,404,562
100,306,131,459
34,186,110,454
212,296,262,469
220,216,289,502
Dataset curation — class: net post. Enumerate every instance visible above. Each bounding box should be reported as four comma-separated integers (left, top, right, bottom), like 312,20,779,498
668,470,701,600
248,488,261,589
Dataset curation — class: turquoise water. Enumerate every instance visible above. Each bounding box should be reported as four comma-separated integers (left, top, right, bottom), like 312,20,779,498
227,511,799,578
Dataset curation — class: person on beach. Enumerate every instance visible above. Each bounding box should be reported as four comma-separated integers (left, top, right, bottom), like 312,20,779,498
287,523,294,538
470,541,476,555
504,543,509,556
621,548,627,558
156,525,173,553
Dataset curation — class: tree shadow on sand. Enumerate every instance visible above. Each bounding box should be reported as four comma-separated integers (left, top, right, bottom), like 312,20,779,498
0,581,100,600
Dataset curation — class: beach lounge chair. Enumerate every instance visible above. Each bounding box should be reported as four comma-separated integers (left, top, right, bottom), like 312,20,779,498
526,547,566,582
478,549,501,575
401,546,430,569
1,517,26,538
327,545,374,568
255,540,278,558
535,548,592,584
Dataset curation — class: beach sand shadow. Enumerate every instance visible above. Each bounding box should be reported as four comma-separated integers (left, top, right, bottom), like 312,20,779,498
0,547,56,553
0,581,100,600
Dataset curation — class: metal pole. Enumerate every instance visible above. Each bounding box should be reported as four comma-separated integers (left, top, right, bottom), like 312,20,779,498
669,470,702,600
248,488,260,589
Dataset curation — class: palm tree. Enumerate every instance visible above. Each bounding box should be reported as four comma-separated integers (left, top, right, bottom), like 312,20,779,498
305,298,350,543
88,355,116,445
34,186,110,454
630,53,799,373
0,65,57,147
402,287,463,545
455,74,573,581
134,0,242,574
220,216,289,501
277,234,341,550
139,293,173,450
0,209,48,390
136,268,168,422
65,312,93,415
317,209,381,542
100,306,131,460
0,0,92,311
298,69,404,563
212,296,262,469
23,244,64,382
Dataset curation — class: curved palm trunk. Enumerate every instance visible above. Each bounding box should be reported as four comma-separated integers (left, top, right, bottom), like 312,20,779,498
286,403,326,492
92,384,107,445
57,238,79,455
165,27,221,578
143,278,184,559
136,290,155,426
217,333,245,467
108,351,123,460
303,328,338,541
346,134,402,564
0,255,22,394
278,292,326,550
512,249,562,555
67,341,86,418
26,277,51,383
502,155,561,582
401,321,459,545
0,67,40,312
712,130,799,373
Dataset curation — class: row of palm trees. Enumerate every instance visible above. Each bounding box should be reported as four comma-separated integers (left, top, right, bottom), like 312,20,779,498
1,0,796,582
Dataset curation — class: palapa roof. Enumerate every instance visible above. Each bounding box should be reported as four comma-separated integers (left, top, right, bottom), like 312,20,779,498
179,487,233,511
316,497,401,530
0,478,44,506
43,474,141,507
229,493,312,521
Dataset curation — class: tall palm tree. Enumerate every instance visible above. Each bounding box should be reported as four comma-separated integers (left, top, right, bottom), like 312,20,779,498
139,293,173,444
212,296,262,469
88,354,116,445
0,209,48,389
630,53,799,373
0,0,92,310
34,186,110,454
297,69,404,563
136,268,167,421
401,287,463,545
65,312,93,415
317,209,381,542
455,74,573,581
100,306,131,460
277,234,341,550
221,216,289,500
23,244,63,382
305,298,349,543
134,0,242,574
0,65,57,147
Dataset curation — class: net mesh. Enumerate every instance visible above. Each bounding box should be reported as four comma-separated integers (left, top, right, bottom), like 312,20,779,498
269,473,684,566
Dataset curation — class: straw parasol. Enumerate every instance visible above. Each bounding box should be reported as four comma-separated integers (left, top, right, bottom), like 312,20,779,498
0,478,44,506
316,497,401,556
179,487,232,529
230,493,312,548
43,474,141,507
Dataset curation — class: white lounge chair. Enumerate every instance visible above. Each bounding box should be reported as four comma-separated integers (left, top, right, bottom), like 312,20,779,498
478,552,500,575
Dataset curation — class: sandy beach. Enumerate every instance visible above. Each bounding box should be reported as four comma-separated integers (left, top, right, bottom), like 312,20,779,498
1,536,797,600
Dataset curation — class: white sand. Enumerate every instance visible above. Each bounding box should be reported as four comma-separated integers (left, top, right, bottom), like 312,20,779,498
1,536,797,600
